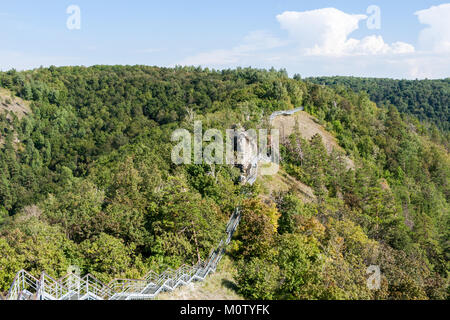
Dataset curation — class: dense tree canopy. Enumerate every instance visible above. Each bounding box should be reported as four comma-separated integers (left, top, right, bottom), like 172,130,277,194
306,76,449,139
0,66,448,299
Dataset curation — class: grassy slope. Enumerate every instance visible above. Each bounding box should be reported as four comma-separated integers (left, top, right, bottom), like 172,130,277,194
157,255,243,300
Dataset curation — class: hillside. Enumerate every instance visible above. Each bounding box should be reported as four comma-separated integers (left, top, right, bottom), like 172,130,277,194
0,88,30,148
0,66,448,299
0,88,30,120
271,110,354,169
306,76,450,134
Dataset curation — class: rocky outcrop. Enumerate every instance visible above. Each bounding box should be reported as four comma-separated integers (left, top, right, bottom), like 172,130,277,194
234,128,258,183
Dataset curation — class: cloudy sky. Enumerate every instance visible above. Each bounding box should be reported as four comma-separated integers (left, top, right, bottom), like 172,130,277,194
0,0,449,79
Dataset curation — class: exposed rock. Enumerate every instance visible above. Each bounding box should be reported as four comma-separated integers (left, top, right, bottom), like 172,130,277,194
271,110,354,170
0,88,30,120
0,89,31,147
234,128,258,183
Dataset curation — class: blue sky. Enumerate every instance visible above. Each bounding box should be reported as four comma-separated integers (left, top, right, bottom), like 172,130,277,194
0,0,449,78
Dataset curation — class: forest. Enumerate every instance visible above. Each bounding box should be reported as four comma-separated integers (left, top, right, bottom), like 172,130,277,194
0,66,448,299
306,76,449,139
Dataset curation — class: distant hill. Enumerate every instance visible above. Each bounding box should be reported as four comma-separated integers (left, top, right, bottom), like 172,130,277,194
306,76,449,131
0,66,448,300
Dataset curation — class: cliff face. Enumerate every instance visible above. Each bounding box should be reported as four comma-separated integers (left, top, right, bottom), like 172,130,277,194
235,129,258,182
0,89,30,147
0,88,30,120
236,130,257,166
271,110,354,169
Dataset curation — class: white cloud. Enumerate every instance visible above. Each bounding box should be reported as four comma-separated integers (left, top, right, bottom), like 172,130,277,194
178,6,449,79
415,3,450,53
180,7,415,70
179,30,285,66
0,50,81,71
276,8,414,56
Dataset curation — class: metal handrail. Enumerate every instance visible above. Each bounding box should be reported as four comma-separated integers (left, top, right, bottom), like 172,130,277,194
4,206,242,300
4,128,268,300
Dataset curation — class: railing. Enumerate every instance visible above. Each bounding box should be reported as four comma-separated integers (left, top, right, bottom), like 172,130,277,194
269,106,304,122
4,206,243,301
3,107,295,301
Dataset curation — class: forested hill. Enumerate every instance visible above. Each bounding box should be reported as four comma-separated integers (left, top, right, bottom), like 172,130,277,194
306,76,449,133
0,66,448,299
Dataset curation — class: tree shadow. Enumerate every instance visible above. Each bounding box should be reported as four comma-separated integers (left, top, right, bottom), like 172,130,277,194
221,279,239,293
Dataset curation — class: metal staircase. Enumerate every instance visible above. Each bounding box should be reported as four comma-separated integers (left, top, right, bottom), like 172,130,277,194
4,107,296,301
5,207,241,300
